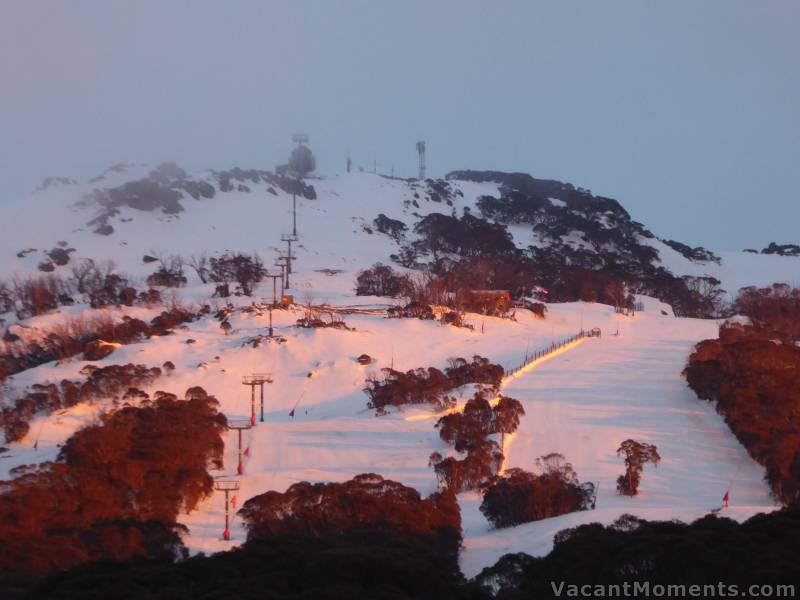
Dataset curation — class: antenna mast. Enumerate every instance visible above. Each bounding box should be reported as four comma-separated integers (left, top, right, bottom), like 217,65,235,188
416,140,426,180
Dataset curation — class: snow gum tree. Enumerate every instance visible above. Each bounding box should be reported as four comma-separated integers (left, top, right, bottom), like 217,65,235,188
616,439,661,496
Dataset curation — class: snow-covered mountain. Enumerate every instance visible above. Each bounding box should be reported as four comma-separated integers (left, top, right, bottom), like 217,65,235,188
2,163,797,295
1,164,798,576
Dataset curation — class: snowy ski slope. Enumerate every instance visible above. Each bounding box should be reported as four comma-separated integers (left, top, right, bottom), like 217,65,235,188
0,167,797,574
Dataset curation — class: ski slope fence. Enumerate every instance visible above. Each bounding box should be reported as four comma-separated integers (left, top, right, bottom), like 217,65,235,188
503,328,601,377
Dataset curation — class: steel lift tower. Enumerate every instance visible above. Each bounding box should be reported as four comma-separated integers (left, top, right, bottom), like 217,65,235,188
242,373,272,424
214,479,240,541
226,418,253,475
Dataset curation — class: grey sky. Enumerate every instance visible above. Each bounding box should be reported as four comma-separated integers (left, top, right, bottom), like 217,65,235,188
2,1,798,250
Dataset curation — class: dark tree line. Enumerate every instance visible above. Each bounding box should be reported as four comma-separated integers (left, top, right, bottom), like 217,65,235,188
412,213,517,261
364,355,504,414
758,242,800,256
1,363,163,443
662,238,720,264
685,327,800,504
239,473,462,558
436,394,523,453
355,262,411,297
429,392,525,493
146,255,187,288
1,303,200,399
190,252,267,296
0,387,227,574
684,285,800,504
6,502,799,599
373,213,408,240
477,507,800,598
376,170,732,318
5,531,484,600
480,454,594,528
734,283,800,341
1,260,152,321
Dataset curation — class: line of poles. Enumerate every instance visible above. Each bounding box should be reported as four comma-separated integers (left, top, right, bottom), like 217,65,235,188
504,328,600,377
215,373,273,541
213,189,302,542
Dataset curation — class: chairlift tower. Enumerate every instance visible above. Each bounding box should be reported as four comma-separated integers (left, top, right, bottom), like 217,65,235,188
267,272,283,307
242,373,272,424
281,233,298,275
274,260,287,297
227,418,253,475
213,479,240,541
276,254,292,289
416,140,426,181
